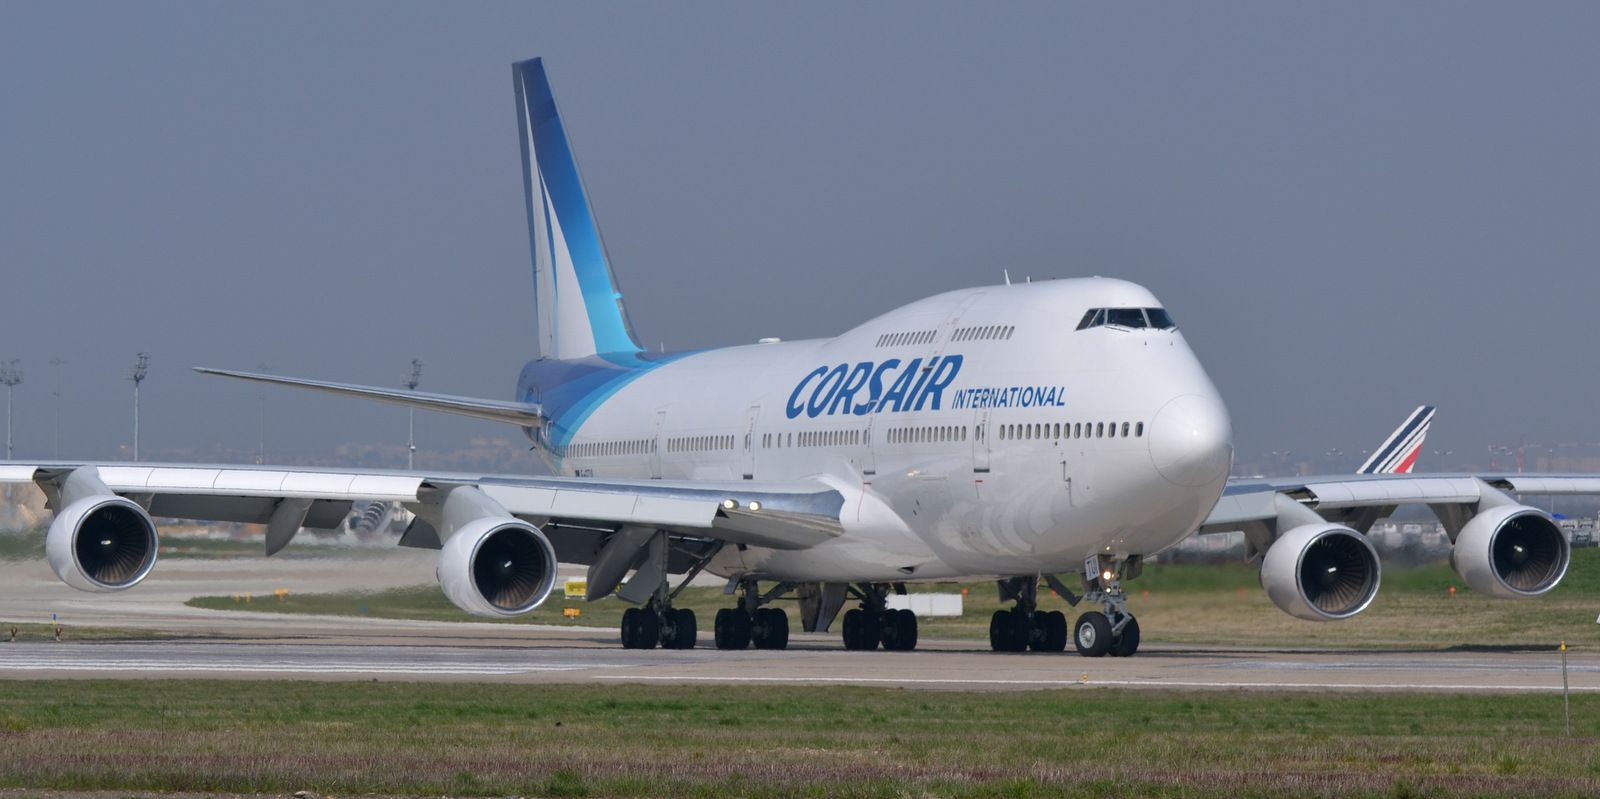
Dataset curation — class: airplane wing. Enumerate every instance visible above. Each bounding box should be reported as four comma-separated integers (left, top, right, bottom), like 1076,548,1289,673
193,368,545,427
1202,471,1594,553
0,461,848,610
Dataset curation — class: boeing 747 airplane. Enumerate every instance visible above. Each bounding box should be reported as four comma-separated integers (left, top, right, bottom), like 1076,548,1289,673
2,60,1583,657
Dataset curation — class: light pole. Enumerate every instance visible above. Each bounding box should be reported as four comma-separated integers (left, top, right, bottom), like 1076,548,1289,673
49,356,64,459
130,353,149,462
404,359,422,470
0,361,21,460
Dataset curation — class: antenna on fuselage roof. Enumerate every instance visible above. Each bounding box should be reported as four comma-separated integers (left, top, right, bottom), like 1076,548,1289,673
1003,269,1012,286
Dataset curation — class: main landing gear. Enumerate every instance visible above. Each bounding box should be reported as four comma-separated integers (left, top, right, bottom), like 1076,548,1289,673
841,583,919,651
988,576,1067,653
621,599,697,650
619,535,717,650
989,561,1141,658
713,579,792,650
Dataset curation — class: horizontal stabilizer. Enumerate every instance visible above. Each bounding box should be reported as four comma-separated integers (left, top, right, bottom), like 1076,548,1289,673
195,368,544,427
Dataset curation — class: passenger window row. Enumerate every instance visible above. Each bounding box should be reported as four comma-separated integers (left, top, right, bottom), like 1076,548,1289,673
876,329,937,347
888,425,968,444
1075,308,1177,331
999,421,1145,441
953,324,1014,342
761,430,865,448
667,434,734,454
568,439,654,458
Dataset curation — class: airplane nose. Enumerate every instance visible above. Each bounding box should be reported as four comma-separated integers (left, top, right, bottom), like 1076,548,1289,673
1148,393,1233,487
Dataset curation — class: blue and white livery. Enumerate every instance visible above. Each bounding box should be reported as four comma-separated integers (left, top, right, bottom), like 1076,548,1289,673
1,59,1582,658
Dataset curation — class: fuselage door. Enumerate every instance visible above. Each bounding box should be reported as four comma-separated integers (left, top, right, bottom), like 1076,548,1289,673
973,408,992,473
742,405,760,480
650,409,667,479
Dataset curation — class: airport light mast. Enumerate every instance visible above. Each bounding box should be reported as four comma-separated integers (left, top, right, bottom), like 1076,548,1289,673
0,360,21,461
49,356,64,459
256,362,272,465
405,359,422,470
129,353,149,462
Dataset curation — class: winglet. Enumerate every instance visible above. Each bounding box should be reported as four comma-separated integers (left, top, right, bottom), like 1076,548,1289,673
1357,405,1436,475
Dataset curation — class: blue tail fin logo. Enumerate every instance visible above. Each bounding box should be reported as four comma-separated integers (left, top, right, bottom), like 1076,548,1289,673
514,58,642,360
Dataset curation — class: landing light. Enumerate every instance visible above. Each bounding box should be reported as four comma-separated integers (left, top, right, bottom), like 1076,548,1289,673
721,499,738,510
1101,570,1116,582
747,501,762,512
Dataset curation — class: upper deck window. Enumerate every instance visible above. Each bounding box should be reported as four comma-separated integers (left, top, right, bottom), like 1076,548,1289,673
1075,307,1177,331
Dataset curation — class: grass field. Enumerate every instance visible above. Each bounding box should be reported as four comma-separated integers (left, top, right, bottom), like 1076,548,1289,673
188,548,1600,649
0,680,1594,798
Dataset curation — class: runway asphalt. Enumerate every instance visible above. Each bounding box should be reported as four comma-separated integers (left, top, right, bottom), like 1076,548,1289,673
2,553,1596,692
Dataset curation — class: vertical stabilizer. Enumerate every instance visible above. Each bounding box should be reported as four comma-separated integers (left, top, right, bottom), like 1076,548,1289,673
1358,405,1436,475
514,58,642,360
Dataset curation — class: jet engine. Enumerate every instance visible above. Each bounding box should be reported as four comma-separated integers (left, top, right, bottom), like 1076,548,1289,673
434,486,558,617
45,469,159,592
1451,505,1569,599
1261,523,1381,621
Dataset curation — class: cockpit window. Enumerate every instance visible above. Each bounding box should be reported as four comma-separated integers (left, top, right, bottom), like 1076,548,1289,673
1076,307,1177,331
1104,308,1147,328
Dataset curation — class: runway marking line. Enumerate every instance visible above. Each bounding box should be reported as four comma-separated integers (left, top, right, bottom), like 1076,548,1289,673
594,674,1600,692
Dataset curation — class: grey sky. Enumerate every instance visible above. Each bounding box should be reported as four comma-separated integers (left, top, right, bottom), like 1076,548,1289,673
2,2,1597,467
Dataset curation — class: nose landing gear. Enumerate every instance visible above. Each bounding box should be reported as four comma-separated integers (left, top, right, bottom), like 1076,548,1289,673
1075,556,1140,658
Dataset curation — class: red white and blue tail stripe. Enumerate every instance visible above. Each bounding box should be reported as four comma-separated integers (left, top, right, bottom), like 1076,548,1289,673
1357,405,1435,475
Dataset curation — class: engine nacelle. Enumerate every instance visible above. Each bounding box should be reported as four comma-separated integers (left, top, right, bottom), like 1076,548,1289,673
1261,524,1381,621
434,487,558,617
45,495,159,592
1452,505,1569,598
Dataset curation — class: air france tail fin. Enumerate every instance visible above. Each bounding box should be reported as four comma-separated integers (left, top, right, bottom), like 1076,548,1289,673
514,58,642,360
1357,405,1435,475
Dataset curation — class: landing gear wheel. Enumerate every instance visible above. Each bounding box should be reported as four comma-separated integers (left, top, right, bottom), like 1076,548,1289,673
842,608,881,651
1073,611,1112,658
753,607,790,650
662,608,696,650
989,609,1011,652
621,607,660,650
1109,616,1140,658
880,608,918,651
713,608,751,650
1035,610,1068,653
896,608,918,651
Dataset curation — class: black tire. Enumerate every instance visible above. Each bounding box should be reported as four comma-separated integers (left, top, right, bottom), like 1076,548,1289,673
896,609,918,651
1007,609,1033,652
1073,611,1112,658
842,608,880,650
620,607,639,649
1037,610,1068,653
714,608,751,650
754,607,789,650
622,607,659,650
1109,616,1140,658
989,609,1011,652
880,609,917,651
664,608,696,649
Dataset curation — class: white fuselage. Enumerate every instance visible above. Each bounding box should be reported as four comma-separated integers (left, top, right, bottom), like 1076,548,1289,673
541,278,1233,583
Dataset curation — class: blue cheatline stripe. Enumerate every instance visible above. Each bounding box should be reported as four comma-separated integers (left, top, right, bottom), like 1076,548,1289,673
520,351,698,449
1358,406,1434,474
515,58,640,356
